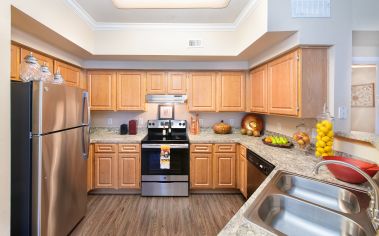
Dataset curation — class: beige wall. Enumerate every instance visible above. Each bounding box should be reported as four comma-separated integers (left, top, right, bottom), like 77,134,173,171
91,104,246,129
0,0,11,234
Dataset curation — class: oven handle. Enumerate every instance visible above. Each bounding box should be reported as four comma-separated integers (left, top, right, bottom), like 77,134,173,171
142,144,189,149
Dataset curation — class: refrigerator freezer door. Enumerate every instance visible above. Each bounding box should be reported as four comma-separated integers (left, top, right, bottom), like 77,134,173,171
32,127,87,236
32,81,88,134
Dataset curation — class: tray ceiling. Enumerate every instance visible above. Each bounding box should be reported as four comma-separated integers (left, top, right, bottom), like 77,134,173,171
70,0,251,24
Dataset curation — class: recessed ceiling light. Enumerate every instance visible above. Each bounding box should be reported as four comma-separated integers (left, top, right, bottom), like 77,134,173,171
112,0,231,9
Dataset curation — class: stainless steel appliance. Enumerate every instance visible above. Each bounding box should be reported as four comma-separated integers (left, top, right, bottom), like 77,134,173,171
11,81,90,236
141,120,189,196
247,149,275,198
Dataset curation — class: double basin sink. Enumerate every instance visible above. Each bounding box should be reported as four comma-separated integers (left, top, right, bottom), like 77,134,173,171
244,171,376,236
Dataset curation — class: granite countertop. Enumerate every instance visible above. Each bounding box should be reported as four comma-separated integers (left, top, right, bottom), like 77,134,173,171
90,127,367,235
90,127,147,144
336,131,379,149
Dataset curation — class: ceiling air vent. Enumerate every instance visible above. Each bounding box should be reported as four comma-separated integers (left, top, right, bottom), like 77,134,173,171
188,39,203,48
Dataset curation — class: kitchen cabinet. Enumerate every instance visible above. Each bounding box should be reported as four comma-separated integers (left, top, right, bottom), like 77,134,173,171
190,153,213,189
188,72,217,111
213,144,236,189
250,47,327,118
21,48,54,73
87,144,94,192
217,72,245,112
11,44,20,81
117,71,146,111
94,144,118,189
167,72,187,94
118,144,140,189
54,60,81,87
146,71,167,94
239,145,247,198
88,71,116,111
250,65,268,113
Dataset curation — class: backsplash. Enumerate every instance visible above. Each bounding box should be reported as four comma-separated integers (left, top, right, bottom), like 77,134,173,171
91,103,246,128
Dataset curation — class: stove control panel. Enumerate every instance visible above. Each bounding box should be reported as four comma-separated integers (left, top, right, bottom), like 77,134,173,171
147,120,186,129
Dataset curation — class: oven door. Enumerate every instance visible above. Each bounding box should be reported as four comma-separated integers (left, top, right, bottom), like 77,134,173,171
141,143,189,176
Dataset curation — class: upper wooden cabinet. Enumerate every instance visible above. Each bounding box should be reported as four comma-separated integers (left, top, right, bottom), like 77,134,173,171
21,48,54,73
11,45,20,81
146,71,167,94
54,60,81,87
167,72,187,94
88,71,116,111
188,72,217,111
217,72,245,112
249,47,327,118
250,65,268,113
117,71,146,111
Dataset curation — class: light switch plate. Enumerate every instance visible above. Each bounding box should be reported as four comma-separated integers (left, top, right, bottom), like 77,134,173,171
229,119,235,127
138,117,144,127
338,106,347,120
107,118,113,125
199,119,204,128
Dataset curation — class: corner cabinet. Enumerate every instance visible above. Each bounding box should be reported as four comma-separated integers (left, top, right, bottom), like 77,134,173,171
11,44,20,81
249,47,327,118
117,71,146,111
88,71,117,111
217,72,245,112
188,72,217,111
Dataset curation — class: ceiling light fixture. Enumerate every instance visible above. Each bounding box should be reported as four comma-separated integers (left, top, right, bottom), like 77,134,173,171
112,0,231,9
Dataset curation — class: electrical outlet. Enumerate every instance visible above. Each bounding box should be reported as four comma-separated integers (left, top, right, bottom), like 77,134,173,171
229,119,235,127
199,119,204,128
138,117,144,127
107,118,112,125
338,106,347,120
277,122,282,131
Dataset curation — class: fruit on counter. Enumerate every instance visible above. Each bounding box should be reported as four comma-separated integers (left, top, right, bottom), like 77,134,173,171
292,131,310,149
240,128,247,135
253,130,261,137
315,119,334,157
247,130,253,136
264,136,289,145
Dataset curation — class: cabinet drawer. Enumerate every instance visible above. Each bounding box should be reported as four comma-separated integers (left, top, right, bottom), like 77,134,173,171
240,145,247,157
119,144,140,153
95,144,117,153
214,144,236,153
191,144,213,153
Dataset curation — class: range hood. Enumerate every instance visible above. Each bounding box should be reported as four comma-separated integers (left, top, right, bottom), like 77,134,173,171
146,95,187,104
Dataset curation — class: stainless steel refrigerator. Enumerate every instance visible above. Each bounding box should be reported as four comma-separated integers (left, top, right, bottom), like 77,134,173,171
11,81,90,236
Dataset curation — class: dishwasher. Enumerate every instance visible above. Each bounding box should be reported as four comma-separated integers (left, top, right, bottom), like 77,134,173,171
247,149,275,198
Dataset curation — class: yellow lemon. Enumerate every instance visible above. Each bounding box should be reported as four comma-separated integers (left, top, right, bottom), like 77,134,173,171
315,151,321,157
324,146,332,152
317,147,324,153
316,135,322,141
318,140,326,147
321,153,329,157
318,132,325,138
316,123,322,129
320,126,329,134
327,131,334,137
322,136,330,142
322,120,333,128
327,141,333,146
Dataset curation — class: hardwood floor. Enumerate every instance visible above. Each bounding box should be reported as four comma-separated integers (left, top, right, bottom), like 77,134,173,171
70,194,245,236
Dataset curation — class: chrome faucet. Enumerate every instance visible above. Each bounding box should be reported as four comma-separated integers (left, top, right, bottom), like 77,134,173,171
314,160,379,231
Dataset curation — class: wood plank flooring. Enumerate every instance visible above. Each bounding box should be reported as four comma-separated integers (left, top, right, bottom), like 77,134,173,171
70,194,245,236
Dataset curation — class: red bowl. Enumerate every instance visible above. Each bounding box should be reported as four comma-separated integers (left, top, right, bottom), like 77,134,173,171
322,156,379,184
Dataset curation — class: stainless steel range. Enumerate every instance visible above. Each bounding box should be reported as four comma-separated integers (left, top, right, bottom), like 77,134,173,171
141,120,189,196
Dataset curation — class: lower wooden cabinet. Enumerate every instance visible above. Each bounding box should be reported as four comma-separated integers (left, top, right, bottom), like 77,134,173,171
239,145,248,198
87,144,94,192
90,143,141,191
213,152,236,188
190,153,213,189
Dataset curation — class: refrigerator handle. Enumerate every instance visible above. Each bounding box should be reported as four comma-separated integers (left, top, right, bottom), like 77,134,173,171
82,91,90,126
82,127,89,160
82,91,90,160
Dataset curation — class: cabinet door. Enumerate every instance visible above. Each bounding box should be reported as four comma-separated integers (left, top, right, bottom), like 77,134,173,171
250,65,268,113
167,72,187,94
87,144,94,192
118,153,140,189
21,48,54,73
146,71,167,94
117,71,146,111
188,72,216,111
88,71,116,111
95,153,118,189
239,154,247,198
214,153,236,189
54,60,80,87
217,72,245,111
11,44,20,81
268,50,299,116
190,153,213,189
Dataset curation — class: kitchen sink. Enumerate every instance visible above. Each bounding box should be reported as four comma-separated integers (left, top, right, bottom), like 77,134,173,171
257,195,366,236
244,171,376,236
276,174,360,214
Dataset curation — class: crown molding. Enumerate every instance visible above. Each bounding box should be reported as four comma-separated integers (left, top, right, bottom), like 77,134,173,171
65,0,260,31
